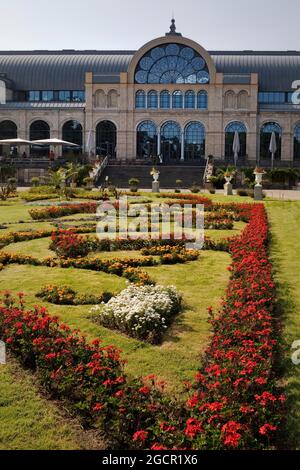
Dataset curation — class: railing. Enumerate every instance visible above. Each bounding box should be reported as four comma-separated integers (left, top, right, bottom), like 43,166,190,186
203,157,210,184
90,156,109,183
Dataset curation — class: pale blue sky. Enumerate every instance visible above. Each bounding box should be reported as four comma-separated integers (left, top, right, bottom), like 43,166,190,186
0,0,299,51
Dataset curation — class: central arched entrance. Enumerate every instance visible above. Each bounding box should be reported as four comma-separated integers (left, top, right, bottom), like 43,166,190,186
160,121,181,162
96,120,117,158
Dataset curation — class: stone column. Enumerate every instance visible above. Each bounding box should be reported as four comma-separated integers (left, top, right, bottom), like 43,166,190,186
181,131,184,161
157,130,161,156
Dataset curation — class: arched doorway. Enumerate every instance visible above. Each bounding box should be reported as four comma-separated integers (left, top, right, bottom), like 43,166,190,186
160,121,181,162
0,120,17,155
225,122,247,159
62,120,83,156
184,122,205,160
294,123,300,159
260,122,282,161
136,121,157,159
96,121,117,158
30,120,50,156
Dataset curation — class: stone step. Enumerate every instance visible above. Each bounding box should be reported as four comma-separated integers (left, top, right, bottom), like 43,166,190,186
98,165,206,189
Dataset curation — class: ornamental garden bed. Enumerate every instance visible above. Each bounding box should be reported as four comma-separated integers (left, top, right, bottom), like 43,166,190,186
0,192,293,450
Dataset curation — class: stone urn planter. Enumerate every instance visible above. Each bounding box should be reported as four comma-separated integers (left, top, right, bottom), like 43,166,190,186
224,171,234,196
253,168,266,200
150,167,160,193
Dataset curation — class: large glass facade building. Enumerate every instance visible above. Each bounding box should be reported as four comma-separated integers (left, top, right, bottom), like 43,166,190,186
1,20,300,165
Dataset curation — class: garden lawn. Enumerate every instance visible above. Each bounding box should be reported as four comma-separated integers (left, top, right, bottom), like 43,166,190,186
0,359,80,450
0,250,230,394
266,200,300,449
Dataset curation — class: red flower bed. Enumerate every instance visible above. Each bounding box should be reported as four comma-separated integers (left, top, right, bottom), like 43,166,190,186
29,202,99,220
0,293,127,422
146,203,285,450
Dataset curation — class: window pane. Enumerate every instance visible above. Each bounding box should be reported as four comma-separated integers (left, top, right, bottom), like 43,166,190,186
185,91,195,109
172,91,183,108
42,91,54,102
72,91,85,102
160,91,170,108
28,91,40,101
147,91,158,108
59,91,71,102
135,91,146,108
197,91,208,109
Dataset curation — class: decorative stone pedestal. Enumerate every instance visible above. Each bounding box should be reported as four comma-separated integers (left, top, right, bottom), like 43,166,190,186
152,181,160,193
254,185,263,201
224,182,233,196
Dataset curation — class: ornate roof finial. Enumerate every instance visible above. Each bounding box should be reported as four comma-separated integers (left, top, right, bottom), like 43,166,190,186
166,17,182,37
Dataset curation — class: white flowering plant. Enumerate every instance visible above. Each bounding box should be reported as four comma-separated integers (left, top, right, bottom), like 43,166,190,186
91,284,182,344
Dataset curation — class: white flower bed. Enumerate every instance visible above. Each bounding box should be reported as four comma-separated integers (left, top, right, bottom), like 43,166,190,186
91,285,182,343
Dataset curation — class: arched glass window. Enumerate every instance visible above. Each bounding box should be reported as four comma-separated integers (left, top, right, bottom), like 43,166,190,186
147,90,158,109
136,121,157,158
160,121,181,161
184,122,205,160
30,120,50,156
172,91,183,109
0,120,17,156
260,122,282,160
185,91,195,109
225,121,247,158
160,91,171,109
0,120,17,140
62,120,83,156
294,123,300,159
96,120,117,158
135,90,146,108
135,43,210,84
197,91,208,109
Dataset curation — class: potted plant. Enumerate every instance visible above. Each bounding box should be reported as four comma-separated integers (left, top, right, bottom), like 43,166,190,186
128,178,140,193
31,177,40,188
83,176,94,190
224,168,235,184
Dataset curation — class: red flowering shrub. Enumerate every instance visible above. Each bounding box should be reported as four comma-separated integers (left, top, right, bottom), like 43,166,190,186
0,294,127,425
50,230,90,258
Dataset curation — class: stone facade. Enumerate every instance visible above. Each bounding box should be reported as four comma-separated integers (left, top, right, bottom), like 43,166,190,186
1,31,300,164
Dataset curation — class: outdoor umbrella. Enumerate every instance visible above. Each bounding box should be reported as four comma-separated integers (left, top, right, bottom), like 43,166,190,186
269,132,277,169
0,138,31,145
31,138,79,147
86,131,95,159
232,131,240,166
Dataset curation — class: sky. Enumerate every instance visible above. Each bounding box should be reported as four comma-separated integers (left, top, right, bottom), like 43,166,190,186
0,0,299,51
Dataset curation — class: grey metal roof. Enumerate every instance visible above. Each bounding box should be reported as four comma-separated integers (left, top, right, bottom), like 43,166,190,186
1,49,300,91
0,51,133,90
211,52,300,91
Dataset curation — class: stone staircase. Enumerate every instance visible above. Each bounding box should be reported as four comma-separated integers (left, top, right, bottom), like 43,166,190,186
97,164,206,189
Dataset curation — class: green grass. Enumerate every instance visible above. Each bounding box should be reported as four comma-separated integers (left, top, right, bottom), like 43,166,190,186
0,360,81,450
4,237,54,258
265,200,300,449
